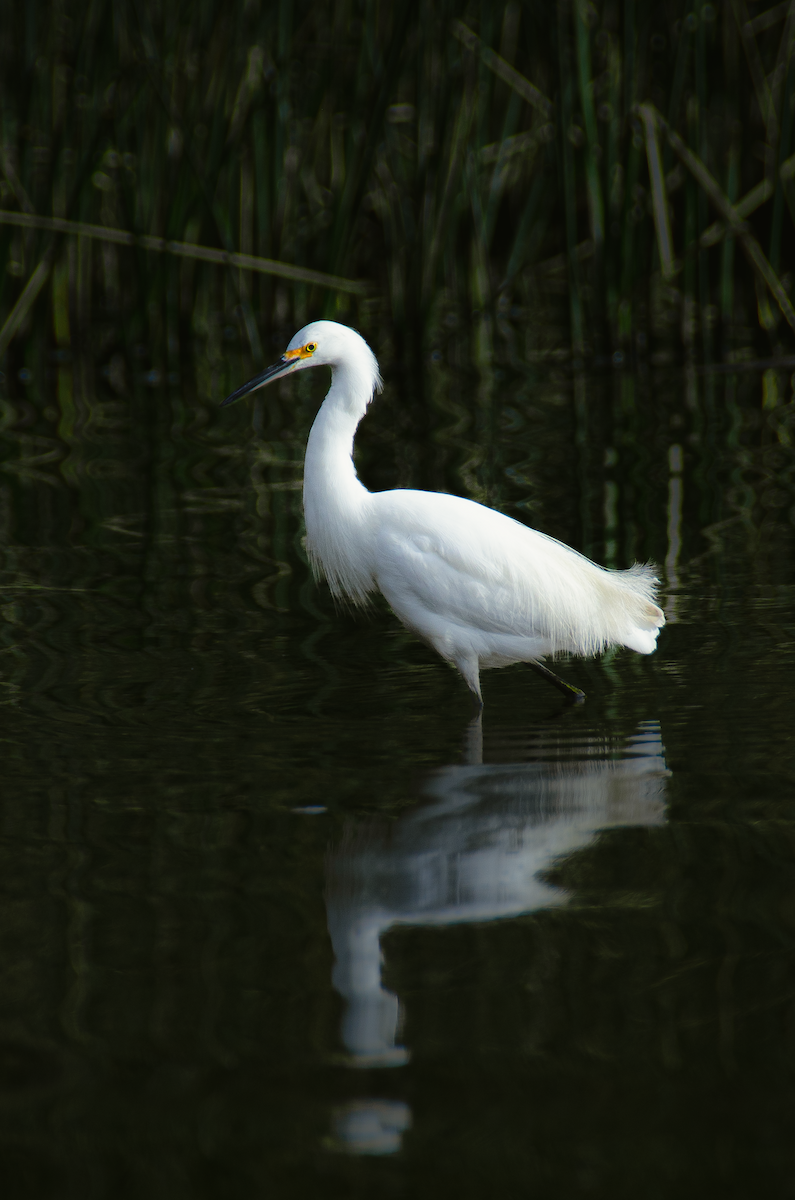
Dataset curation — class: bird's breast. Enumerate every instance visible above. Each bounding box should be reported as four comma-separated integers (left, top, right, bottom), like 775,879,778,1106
303,489,379,605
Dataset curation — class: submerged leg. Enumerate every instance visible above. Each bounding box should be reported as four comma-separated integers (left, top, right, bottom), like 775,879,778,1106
528,660,586,705
465,711,483,765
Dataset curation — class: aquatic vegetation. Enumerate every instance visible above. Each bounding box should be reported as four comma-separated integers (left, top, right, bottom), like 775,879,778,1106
2,0,795,375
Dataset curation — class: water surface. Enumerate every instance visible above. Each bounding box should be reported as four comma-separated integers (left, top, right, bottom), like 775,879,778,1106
0,350,793,1197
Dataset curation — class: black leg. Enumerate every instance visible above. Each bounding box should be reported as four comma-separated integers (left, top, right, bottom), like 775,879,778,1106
465,711,483,764
528,660,586,705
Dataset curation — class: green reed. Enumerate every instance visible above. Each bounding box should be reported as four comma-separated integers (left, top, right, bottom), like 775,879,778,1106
1,0,795,378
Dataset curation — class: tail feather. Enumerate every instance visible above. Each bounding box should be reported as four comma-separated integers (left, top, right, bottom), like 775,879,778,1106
619,590,665,655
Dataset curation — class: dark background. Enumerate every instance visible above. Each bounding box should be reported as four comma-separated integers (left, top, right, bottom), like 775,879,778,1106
0,2,794,1197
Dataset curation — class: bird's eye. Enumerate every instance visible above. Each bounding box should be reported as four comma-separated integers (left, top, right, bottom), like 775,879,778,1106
305,342,317,353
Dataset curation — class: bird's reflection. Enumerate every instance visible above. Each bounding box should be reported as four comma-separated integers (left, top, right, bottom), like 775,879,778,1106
328,1099,412,1156
324,720,669,1155
326,721,668,1073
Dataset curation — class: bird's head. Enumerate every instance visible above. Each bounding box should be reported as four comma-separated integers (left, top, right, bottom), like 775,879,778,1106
221,320,381,407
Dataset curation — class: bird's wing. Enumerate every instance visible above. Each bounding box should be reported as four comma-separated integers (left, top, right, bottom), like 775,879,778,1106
372,491,576,639
370,490,663,656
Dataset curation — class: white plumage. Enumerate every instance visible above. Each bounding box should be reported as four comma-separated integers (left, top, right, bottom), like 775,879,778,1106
223,320,664,705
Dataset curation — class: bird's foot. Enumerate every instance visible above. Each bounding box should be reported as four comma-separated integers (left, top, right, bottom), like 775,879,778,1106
528,660,586,705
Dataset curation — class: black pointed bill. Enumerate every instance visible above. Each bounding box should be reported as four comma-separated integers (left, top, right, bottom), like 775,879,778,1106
221,354,298,407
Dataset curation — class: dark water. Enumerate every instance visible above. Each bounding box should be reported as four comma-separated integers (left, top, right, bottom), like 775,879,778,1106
0,346,794,1198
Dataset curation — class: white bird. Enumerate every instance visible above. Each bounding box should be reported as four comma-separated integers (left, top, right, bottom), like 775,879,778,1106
223,320,664,706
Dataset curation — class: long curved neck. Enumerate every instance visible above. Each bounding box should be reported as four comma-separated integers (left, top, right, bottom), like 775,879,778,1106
302,360,377,604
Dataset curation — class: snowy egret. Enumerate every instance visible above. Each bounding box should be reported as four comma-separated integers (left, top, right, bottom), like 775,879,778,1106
222,321,664,706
